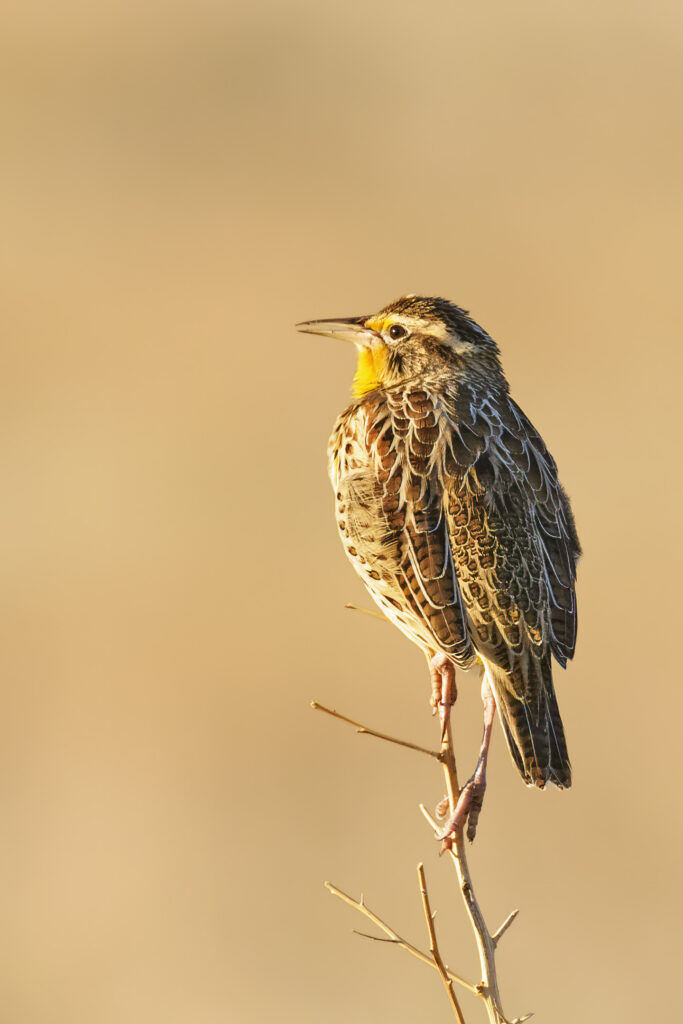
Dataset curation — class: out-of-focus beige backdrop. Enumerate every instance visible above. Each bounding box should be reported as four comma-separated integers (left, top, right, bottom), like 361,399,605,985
1,1,681,1021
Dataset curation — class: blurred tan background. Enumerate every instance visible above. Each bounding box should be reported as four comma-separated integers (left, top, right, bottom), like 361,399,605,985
0,1,681,1021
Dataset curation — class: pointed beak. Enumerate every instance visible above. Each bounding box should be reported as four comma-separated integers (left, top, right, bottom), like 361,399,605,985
295,315,381,347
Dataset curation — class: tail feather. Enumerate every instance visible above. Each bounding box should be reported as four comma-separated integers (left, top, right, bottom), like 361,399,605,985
485,655,571,789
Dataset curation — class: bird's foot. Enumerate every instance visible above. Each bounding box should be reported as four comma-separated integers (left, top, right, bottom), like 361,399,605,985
437,674,496,848
434,794,450,820
437,770,487,849
429,653,456,742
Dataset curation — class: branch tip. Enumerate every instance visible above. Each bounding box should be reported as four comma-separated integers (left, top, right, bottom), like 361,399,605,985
492,909,519,946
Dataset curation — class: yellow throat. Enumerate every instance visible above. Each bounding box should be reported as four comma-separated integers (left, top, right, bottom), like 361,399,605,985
353,343,389,398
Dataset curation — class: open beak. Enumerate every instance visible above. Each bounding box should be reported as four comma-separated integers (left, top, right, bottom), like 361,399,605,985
295,315,381,348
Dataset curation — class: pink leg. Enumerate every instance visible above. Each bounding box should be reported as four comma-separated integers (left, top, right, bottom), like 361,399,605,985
429,653,457,742
439,675,497,845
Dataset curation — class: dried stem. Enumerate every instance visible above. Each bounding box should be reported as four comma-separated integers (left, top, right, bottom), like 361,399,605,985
315,699,532,1024
421,711,530,1023
418,862,467,1024
325,882,478,996
426,711,516,1024
310,701,440,759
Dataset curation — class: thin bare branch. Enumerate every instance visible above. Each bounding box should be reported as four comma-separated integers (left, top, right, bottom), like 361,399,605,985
344,602,389,622
353,930,400,943
420,803,440,831
317,695,534,1024
325,882,478,996
418,863,466,1024
310,701,440,759
419,802,525,1024
492,910,519,947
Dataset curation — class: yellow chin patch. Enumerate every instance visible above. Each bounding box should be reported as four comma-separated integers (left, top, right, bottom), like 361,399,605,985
353,343,390,397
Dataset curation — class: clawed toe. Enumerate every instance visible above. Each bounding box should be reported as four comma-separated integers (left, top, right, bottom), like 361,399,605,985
436,675,497,848
429,654,457,741
465,780,486,842
437,776,487,848
434,794,450,820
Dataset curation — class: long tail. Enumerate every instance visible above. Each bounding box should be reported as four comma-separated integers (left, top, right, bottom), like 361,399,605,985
484,653,571,789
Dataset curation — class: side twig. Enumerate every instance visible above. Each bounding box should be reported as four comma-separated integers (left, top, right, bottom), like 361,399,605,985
311,701,440,759
418,862,467,1024
420,806,529,1023
315,700,532,1024
491,911,519,948
325,882,478,996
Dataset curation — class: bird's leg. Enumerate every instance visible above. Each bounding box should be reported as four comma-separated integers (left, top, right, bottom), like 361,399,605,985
438,675,497,845
429,653,457,743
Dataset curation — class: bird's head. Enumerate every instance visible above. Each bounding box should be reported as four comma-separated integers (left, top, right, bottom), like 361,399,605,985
296,295,503,398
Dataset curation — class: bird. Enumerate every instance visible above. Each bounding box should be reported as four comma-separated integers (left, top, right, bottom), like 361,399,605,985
297,296,580,841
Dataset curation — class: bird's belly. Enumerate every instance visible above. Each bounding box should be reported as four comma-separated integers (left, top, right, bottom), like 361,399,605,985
333,469,441,656
328,405,475,665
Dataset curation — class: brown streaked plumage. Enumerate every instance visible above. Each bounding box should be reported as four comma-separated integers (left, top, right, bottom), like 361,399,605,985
297,296,580,836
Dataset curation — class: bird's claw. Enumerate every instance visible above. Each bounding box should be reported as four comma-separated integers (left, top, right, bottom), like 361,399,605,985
429,653,457,742
435,794,450,820
436,774,487,848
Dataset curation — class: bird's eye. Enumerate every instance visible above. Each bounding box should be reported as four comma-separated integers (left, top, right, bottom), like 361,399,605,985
388,324,407,341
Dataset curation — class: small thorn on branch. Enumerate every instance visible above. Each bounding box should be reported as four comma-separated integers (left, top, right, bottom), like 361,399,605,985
324,881,478,996
492,909,519,947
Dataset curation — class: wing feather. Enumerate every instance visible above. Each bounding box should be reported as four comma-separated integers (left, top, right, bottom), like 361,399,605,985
352,389,476,665
442,385,580,787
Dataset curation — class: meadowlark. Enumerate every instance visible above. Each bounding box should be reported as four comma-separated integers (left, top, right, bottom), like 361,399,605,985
297,296,580,841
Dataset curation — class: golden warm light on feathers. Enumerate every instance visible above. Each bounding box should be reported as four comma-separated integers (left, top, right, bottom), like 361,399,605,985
297,294,581,795
353,343,390,397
